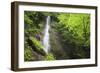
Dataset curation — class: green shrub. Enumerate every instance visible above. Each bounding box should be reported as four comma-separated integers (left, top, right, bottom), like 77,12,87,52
24,46,35,61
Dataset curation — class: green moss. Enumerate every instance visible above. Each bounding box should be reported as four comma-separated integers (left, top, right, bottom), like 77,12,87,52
29,37,46,56
44,53,55,61
30,37,43,49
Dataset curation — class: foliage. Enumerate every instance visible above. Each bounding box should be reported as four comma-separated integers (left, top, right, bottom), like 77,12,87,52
24,11,90,61
29,37,44,50
24,42,35,61
56,13,90,58
24,11,46,61
44,53,55,60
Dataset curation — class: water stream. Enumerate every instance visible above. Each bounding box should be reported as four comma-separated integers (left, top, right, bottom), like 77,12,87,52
43,16,50,54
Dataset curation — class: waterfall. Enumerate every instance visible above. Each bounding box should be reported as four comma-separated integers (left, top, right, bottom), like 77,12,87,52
43,16,50,54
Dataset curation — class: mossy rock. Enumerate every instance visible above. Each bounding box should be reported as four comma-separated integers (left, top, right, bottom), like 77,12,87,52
44,53,55,61
27,37,46,56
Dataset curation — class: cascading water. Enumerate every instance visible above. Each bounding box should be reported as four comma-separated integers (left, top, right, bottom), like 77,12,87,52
43,16,50,54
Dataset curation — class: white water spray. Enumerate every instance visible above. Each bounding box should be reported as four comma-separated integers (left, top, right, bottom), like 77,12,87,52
43,16,50,54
